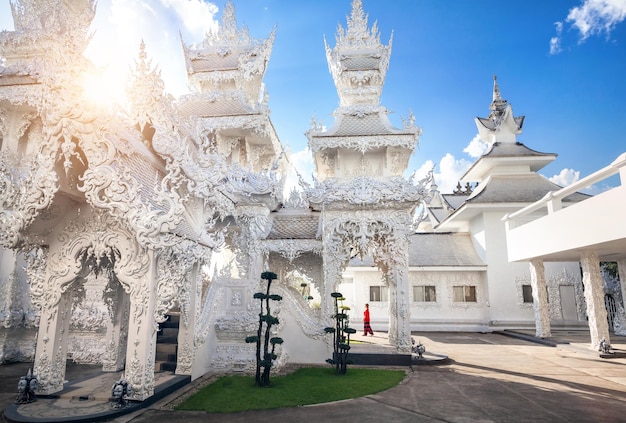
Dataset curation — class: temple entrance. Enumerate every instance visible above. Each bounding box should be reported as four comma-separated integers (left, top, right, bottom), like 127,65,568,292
321,212,415,352
71,245,130,372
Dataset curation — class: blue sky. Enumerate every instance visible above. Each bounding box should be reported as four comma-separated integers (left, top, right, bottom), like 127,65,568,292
1,0,625,193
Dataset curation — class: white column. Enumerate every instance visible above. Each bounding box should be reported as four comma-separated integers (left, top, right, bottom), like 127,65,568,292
618,259,626,320
175,263,198,375
124,251,157,401
580,252,610,349
387,263,411,353
529,259,551,338
0,248,17,330
33,293,72,394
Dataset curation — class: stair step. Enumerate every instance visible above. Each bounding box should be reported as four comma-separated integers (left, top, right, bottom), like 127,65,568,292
155,313,179,373
157,336,178,344
160,319,179,329
158,327,179,338
157,361,177,372
156,351,178,362
156,344,177,356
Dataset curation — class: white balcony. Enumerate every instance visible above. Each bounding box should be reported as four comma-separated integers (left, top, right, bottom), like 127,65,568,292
503,153,626,263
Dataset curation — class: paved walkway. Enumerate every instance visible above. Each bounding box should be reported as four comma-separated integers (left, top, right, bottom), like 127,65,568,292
3,331,626,423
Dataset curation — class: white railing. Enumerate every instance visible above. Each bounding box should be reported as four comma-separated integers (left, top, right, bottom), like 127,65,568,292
503,152,626,225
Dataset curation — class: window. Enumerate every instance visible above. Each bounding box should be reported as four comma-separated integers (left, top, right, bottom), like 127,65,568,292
453,285,477,303
522,285,533,303
369,286,389,302
413,285,436,302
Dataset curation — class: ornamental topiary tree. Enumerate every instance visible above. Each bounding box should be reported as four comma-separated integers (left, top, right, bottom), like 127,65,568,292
245,271,283,387
324,292,356,374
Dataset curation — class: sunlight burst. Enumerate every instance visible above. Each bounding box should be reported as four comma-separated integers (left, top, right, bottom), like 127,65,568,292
81,68,127,107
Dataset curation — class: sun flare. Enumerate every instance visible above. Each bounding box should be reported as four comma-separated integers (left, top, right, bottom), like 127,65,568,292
81,68,128,107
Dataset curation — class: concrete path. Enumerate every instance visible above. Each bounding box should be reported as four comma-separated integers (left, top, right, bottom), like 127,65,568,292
118,331,626,423
3,331,626,423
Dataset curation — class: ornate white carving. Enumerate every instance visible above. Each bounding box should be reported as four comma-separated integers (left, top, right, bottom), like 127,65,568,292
176,339,193,374
183,1,276,97
282,188,309,209
261,239,323,263
545,269,585,321
324,0,392,107
309,133,418,154
68,333,106,364
274,285,324,340
306,172,435,210
155,241,207,326
602,266,626,335
0,151,58,248
514,274,534,310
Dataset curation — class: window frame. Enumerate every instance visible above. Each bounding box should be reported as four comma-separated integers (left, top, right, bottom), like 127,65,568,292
413,285,437,302
369,285,389,302
453,285,477,303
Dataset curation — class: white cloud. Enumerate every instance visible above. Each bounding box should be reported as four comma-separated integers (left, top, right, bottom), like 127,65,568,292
552,0,626,53
289,148,315,183
161,0,219,37
550,21,564,54
463,134,489,158
546,167,617,194
548,168,580,186
425,153,472,194
413,160,435,178
567,0,626,40
283,147,315,197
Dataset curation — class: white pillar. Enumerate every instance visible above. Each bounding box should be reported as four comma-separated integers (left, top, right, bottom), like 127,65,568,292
33,293,72,394
387,262,411,353
580,252,610,349
529,259,551,338
175,262,199,375
124,251,157,401
0,248,18,329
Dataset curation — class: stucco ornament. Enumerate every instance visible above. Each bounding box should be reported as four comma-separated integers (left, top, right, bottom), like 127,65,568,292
306,172,435,209
183,0,276,95
261,239,323,263
325,0,392,107
155,240,208,327
43,212,149,312
0,151,58,248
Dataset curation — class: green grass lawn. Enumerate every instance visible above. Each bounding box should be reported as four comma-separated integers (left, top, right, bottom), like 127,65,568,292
176,367,406,413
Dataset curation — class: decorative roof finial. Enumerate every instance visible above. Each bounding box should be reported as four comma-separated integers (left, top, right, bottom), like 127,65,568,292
333,0,384,49
492,74,501,102
324,0,393,106
475,75,525,144
488,74,508,120
201,0,252,46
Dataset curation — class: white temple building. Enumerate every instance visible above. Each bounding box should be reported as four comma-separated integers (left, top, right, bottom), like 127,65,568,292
340,74,593,335
0,0,624,403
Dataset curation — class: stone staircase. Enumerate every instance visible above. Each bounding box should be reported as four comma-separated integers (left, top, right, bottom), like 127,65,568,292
155,312,179,372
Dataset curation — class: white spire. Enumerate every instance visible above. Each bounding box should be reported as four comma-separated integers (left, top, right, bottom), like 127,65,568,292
475,75,525,144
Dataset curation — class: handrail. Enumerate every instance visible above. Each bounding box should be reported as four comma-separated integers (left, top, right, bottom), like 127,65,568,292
503,152,626,223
